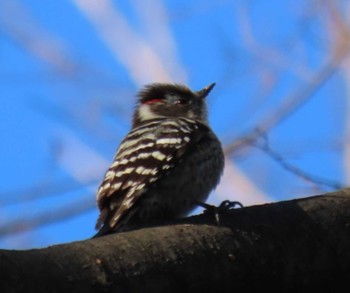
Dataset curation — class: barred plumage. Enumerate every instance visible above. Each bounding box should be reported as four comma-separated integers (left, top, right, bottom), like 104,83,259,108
94,83,224,237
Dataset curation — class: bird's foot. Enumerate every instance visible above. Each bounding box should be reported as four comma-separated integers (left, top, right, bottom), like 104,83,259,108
196,200,243,225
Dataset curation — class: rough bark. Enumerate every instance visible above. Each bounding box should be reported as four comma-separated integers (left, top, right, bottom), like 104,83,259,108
1,189,350,293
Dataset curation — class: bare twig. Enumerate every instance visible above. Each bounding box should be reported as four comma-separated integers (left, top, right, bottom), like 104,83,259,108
252,130,345,190
0,179,98,206
224,51,348,156
0,197,95,237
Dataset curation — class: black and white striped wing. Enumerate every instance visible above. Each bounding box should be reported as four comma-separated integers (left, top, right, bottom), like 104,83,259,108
96,118,203,230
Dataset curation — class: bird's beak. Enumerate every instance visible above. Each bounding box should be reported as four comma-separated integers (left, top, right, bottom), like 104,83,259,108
197,82,216,99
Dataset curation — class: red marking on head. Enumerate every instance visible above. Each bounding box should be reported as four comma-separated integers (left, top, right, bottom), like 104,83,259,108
143,99,164,105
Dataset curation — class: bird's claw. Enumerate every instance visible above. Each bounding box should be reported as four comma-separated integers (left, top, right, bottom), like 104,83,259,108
218,200,243,210
196,200,243,225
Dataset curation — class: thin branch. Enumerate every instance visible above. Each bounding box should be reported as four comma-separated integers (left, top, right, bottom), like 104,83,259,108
252,130,345,190
0,196,95,237
0,179,98,206
224,51,348,156
72,0,182,85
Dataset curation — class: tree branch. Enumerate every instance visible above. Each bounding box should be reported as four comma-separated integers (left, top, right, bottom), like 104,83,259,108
1,189,350,292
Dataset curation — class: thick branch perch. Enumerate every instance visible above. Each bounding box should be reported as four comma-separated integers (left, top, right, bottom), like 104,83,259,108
1,189,350,292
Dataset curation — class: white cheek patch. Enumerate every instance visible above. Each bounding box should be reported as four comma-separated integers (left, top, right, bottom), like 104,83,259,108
138,104,164,121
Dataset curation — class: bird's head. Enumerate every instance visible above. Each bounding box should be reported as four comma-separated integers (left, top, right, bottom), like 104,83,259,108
132,83,215,128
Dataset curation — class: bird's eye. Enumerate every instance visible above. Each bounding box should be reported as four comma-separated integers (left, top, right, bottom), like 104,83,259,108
176,98,188,105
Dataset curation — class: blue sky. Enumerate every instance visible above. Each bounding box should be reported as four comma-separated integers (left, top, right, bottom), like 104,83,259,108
0,0,348,249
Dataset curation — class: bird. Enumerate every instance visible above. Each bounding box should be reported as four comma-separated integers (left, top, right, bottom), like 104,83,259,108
93,82,224,237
